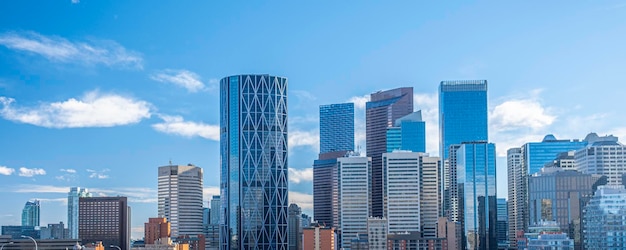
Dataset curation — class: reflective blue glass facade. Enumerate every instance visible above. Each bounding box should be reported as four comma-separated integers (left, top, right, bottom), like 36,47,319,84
220,74,289,250
439,81,488,160
386,111,426,153
319,103,354,154
522,135,587,176
457,142,497,250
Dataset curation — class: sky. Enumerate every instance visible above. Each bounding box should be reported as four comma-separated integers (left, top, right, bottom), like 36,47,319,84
1,1,626,239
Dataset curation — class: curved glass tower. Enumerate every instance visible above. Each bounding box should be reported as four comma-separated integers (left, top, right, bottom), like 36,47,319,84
220,74,289,250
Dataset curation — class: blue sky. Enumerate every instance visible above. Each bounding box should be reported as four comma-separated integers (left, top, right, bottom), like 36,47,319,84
1,1,626,239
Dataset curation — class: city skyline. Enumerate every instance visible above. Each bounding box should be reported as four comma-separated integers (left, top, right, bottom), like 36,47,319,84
2,1,626,240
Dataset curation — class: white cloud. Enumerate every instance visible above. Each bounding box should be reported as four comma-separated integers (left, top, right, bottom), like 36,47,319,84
152,115,220,141
87,169,110,179
34,198,67,205
203,186,220,202
490,99,556,132
414,93,439,156
0,31,142,69
91,187,157,203
13,185,69,193
288,168,313,184
150,69,206,92
347,95,370,110
0,91,152,128
19,167,46,177
0,166,15,175
292,90,316,101
289,191,313,210
288,130,319,150
60,168,77,174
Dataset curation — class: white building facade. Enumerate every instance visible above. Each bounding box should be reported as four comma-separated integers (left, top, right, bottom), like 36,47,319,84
338,156,371,249
158,164,204,238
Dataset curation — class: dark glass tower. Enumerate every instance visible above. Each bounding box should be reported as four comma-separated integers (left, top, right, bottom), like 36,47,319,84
319,103,354,154
439,80,488,160
457,142,497,250
366,87,413,217
220,74,289,250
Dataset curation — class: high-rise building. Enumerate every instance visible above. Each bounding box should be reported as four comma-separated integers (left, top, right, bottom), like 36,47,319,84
367,217,387,250
338,156,371,249
158,164,204,238
446,144,462,223
301,213,311,229
288,204,303,250
220,74,289,249
508,134,587,245
382,151,420,234
303,223,336,250
40,222,68,239
457,142,497,250
79,196,130,250
576,133,626,186
320,103,354,154
496,198,508,247
314,102,354,228
583,186,626,250
366,87,413,218
21,200,40,227
68,187,91,239
438,80,488,160
144,217,170,245
209,195,220,225
528,167,602,234
420,155,441,238
386,111,426,153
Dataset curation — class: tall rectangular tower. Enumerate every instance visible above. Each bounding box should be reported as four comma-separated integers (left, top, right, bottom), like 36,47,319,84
506,147,522,249
338,156,371,249
382,151,421,234
158,164,204,238
79,196,130,250
457,142,497,250
220,74,289,250
21,200,40,227
366,87,413,217
68,187,91,239
319,103,354,154
439,80,488,160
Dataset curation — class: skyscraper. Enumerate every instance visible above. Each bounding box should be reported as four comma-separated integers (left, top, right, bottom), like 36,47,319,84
158,164,204,238
314,102,354,228
419,154,441,238
220,74,289,249
144,217,171,244
288,204,302,250
21,200,40,227
457,142,497,250
583,186,626,250
68,187,91,239
496,198,508,247
506,147,523,249
79,196,130,250
366,87,413,217
382,151,421,234
319,103,354,154
210,195,221,225
386,111,426,153
439,80,488,160
338,156,371,249
575,133,626,186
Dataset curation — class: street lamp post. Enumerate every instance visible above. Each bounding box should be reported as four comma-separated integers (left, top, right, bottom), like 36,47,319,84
110,245,121,250
0,242,14,250
20,235,37,250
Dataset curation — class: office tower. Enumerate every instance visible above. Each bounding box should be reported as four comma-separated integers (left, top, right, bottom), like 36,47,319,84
144,217,170,244
203,208,210,225
438,80,488,160
1,226,39,239
303,223,336,250
319,103,355,154
528,167,602,234
21,200,40,227
79,196,130,250
288,204,302,250
314,102,354,228
366,87,413,218
209,195,220,225
40,222,68,239
506,147,523,249
367,217,387,250
68,187,91,239
446,144,462,223
420,155,441,238
576,133,626,186
220,74,289,249
457,142,497,250
496,199,508,247
545,151,576,169
386,111,426,153
158,164,204,238
301,214,311,228
338,156,371,249
383,151,420,234
438,217,461,250
583,186,626,250
522,135,587,176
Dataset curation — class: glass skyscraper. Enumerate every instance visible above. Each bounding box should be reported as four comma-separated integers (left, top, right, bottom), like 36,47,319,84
68,187,91,239
386,111,426,153
457,142,497,250
220,74,288,250
319,103,354,154
366,87,413,217
439,80,488,160
21,200,40,227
